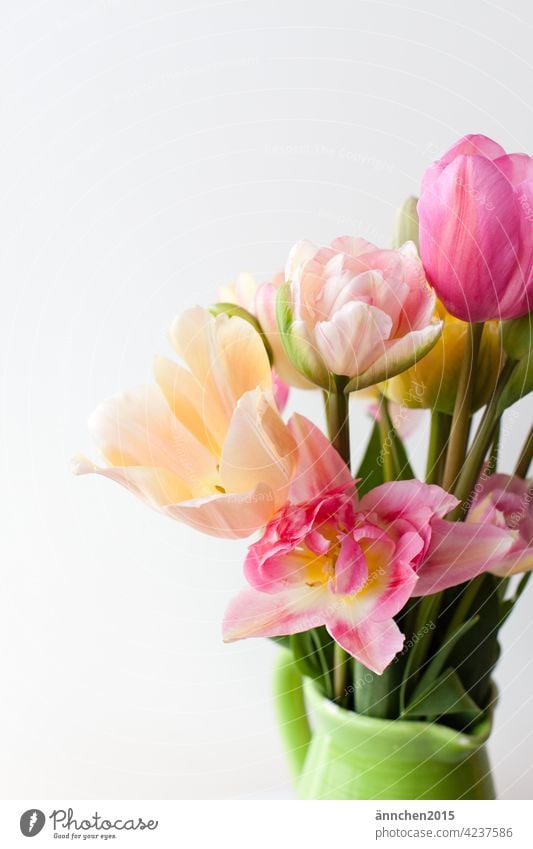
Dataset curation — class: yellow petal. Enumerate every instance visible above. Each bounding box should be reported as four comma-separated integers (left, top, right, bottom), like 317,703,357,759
169,307,272,427
154,355,225,454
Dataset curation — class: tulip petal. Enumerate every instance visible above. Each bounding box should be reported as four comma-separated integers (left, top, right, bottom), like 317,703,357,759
87,384,218,496
334,535,369,595
287,413,354,502
165,482,277,539
489,548,533,577
345,321,443,392
438,134,507,165
223,585,328,641
219,388,296,509
170,307,272,424
360,479,458,522
285,239,317,282
315,301,393,377
154,355,225,453
414,518,515,595
327,616,405,675
71,455,192,507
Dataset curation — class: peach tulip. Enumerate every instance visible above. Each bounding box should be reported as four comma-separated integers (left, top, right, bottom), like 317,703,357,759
73,307,299,538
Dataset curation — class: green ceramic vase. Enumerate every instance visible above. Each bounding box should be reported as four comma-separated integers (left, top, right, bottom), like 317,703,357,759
273,651,496,800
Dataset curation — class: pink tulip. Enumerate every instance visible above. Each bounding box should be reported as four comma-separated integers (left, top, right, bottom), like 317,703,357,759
279,236,442,390
468,473,533,576
73,307,300,539
418,134,533,322
224,475,513,674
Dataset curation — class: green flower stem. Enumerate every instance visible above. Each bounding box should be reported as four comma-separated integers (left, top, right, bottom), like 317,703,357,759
426,410,452,485
451,358,516,518
442,322,484,493
514,424,533,479
324,379,351,703
324,379,351,468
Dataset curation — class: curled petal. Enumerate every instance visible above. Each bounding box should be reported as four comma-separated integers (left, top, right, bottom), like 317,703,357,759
165,482,277,539
345,321,443,393
71,456,191,508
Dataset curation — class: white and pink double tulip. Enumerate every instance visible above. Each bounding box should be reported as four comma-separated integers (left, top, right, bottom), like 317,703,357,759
277,237,443,390
224,470,514,674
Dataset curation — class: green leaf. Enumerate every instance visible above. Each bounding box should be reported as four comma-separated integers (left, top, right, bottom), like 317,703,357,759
355,422,385,497
446,574,504,709
402,668,481,721
378,396,415,482
398,594,441,713
355,415,414,499
413,615,479,697
496,354,533,416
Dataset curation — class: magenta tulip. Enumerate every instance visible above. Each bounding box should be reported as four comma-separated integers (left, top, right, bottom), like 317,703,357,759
418,134,533,321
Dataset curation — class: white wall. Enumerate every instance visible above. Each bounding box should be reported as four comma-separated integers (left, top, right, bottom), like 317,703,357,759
1,0,532,799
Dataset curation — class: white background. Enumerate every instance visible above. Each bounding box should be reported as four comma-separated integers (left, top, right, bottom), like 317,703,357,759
1,0,532,800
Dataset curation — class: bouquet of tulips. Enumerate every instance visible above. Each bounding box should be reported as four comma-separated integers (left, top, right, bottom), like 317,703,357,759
75,134,533,731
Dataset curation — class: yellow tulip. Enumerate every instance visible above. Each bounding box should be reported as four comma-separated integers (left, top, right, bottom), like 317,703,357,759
381,304,502,414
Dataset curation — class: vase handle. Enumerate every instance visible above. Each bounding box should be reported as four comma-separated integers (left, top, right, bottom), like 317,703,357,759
273,649,312,783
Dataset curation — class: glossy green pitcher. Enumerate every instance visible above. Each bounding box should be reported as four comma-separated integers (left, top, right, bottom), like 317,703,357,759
273,652,495,800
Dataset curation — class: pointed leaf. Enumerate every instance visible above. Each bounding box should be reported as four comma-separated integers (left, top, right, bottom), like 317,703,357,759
496,354,533,416
403,668,481,720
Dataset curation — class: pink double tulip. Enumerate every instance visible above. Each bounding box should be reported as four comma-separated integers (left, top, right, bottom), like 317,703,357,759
468,473,533,576
73,307,300,538
418,134,533,322
279,237,442,390
224,458,514,674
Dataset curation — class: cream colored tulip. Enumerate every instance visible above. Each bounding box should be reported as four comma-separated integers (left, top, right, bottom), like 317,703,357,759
73,307,297,538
